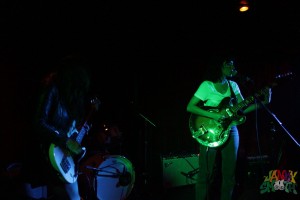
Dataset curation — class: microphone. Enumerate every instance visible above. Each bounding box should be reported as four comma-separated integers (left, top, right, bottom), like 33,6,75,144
232,70,254,84
231,69,238,77
117,166,131,187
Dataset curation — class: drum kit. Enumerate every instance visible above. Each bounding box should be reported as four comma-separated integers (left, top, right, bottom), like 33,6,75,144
78,123,135,200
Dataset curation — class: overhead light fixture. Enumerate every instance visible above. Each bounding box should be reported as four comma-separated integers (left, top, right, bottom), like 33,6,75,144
239,0,249,12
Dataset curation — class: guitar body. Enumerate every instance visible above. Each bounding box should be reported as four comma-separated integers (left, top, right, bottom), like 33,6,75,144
189,97,246,147
48,125,88,183
49,143,79,183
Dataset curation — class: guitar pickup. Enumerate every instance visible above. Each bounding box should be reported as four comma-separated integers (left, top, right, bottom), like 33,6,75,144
193,125,208,138
225,108,234,117
60,156,71,173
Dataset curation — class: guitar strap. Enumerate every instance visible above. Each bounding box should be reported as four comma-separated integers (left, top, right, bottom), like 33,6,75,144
228,80,237,105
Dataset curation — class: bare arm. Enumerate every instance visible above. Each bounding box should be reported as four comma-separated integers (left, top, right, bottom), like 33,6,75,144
186,96,226,121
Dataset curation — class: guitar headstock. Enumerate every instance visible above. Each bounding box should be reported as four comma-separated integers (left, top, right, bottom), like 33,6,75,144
90,97,101,111
274,72,294,81
271,72,294,87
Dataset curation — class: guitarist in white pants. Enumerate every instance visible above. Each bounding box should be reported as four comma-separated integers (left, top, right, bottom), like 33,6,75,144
186,55,272,200
22,60,92,200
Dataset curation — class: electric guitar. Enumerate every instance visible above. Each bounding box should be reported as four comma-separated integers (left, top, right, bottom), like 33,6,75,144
49,97,100,183
189,72,293,148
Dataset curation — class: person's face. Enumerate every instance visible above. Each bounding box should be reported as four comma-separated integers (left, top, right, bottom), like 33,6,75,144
222,60,236,77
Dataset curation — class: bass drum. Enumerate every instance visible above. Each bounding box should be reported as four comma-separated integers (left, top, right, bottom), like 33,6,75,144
79,153,135,200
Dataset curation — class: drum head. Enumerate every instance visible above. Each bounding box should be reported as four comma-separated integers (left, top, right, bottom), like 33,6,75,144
79,153,108,199
96,155,135,200
79,154,135,200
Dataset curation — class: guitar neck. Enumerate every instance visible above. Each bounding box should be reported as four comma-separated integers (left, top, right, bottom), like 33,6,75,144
231,87,267,113
76,122,90,144
231,72,294,113
74,97,100,145
75,112,93,144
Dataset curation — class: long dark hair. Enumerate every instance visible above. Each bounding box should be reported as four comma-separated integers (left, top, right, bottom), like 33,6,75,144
203,54,236,82
39,56,91,122
56,63,90,121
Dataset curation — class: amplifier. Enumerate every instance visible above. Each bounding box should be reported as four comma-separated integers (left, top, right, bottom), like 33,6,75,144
161,153,199,188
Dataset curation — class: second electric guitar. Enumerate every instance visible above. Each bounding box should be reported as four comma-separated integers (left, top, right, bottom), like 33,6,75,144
189,72,293,148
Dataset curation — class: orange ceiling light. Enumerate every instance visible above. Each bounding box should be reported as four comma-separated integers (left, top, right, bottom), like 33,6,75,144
239,0,249,12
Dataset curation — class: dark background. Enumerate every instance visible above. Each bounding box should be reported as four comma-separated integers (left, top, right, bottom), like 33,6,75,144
1,0,300,198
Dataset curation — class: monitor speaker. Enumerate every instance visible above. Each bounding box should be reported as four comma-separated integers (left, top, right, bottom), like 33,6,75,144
161,153,199,188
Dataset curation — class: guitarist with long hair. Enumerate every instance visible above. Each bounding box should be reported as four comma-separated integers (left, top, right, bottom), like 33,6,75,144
22,57,93,200
186,55,272,200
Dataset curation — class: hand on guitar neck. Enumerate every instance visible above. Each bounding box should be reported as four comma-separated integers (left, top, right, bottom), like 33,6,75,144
261,87,272,104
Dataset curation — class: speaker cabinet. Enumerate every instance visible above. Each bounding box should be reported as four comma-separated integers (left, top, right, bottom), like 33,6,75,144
161,153,199,188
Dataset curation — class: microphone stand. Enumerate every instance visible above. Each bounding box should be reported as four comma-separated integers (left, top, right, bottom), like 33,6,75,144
251,96,300,178
85,166,101,200
256,98,300,148
243,75,300,150
137,112,156,192
138,113,156,190
85,166,122,200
